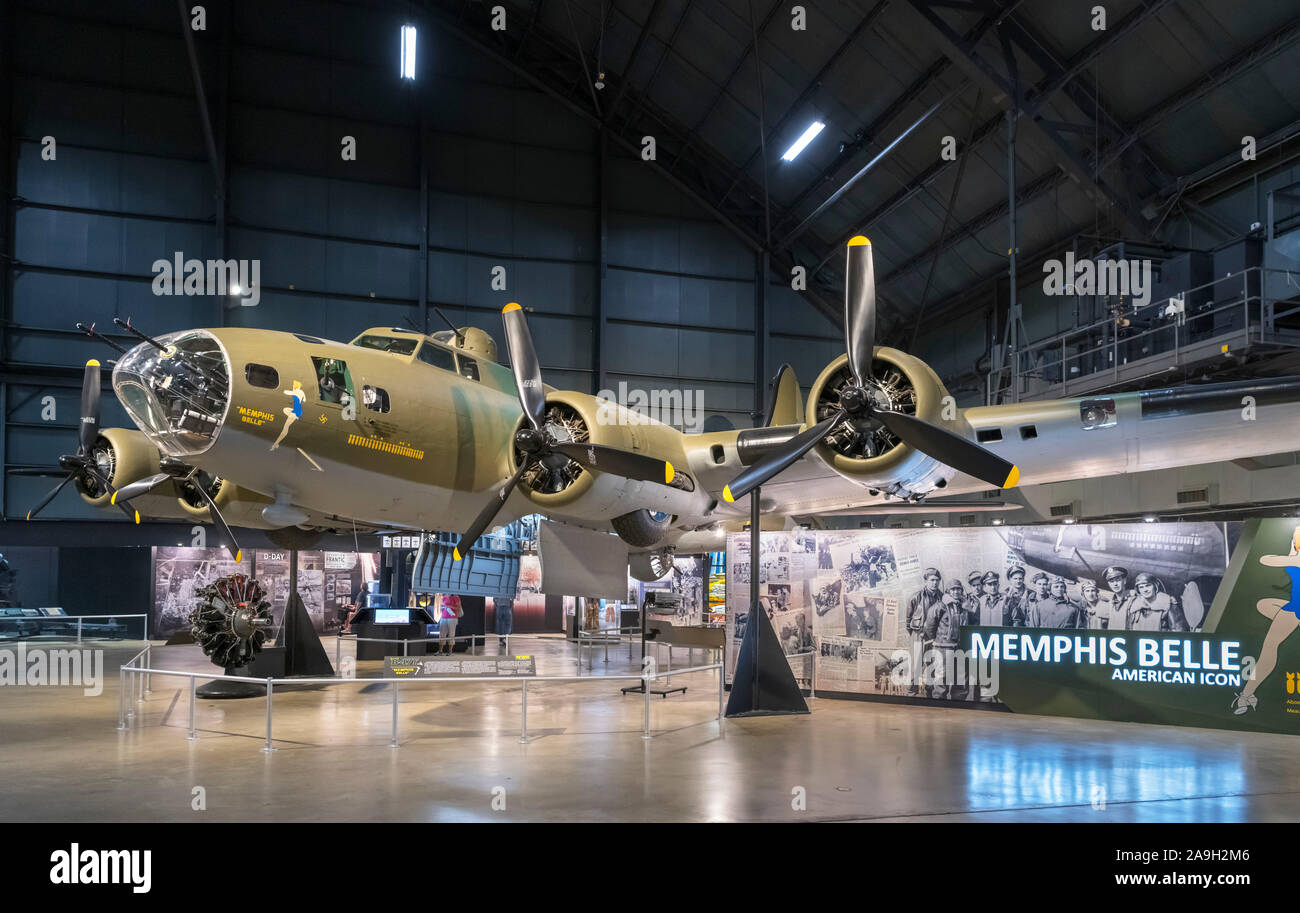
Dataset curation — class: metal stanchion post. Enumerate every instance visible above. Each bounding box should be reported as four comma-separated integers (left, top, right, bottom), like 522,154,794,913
263,678,275,752
666,645,672,686
717,663,724,720
604,636,609,664
187,676,197,740
77,618,83,645
117,668,126,730
520,680,528,744
390,680,399,748
403,638,409,657
642,671,652,740
335,634,341,670
145,643,151,695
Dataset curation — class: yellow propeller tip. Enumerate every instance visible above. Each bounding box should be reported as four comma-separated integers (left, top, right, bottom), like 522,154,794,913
847,236,870,247
110,492,117,504
453,548,462,561
722,485,734,503
665,462,675,484
25,512,31,521
502,302,522,313
1002,465,1020,489
133,510,140,525
235,550,242,563
86,358,100,367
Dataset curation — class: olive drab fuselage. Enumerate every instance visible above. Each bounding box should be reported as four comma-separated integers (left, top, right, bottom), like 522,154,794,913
107,324,1300,544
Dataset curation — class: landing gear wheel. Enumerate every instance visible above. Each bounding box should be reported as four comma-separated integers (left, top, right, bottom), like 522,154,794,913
611,509,673,548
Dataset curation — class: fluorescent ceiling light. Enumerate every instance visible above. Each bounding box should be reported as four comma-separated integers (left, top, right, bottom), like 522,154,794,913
781,121,825,161
400,25,417,80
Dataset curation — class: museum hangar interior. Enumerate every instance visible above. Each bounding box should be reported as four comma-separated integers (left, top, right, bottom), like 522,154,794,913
3,0,1300,827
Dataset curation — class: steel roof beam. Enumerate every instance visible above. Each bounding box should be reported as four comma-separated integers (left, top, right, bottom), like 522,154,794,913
716,0,890,210
665,0,783,174
903,0,1148,238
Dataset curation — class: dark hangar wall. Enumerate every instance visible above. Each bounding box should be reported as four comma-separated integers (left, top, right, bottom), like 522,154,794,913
0,0,841,523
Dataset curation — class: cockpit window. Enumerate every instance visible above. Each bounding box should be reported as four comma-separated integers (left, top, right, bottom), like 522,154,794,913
417,343,455,372
311,356,353,406
457,355,480,382
352,334,418,355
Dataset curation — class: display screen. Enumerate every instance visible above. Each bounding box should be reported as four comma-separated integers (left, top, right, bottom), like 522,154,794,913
373,609,410,625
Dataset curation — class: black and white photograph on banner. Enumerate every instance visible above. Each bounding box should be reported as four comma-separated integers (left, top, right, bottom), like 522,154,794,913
725,523,1231,698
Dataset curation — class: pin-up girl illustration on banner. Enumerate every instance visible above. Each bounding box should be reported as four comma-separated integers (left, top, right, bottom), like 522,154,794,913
1232,525,1300,714
271,380,306,451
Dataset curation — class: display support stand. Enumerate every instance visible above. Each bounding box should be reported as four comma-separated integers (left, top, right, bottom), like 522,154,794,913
280,548,334,677
725,484,809,717
620,593,686,699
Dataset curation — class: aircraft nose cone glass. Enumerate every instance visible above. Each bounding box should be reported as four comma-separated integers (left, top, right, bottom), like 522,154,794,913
112,330,231,458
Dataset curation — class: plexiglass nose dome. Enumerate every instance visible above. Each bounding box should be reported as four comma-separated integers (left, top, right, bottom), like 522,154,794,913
112,330,231,458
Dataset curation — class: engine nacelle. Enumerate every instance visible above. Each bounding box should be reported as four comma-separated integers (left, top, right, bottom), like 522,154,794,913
805,349,957,498
77,427,190,520
77,427,277,527
173,475,276,529
511,391,708,541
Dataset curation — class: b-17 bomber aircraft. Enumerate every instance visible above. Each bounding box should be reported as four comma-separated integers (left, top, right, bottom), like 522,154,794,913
24,238,1300,578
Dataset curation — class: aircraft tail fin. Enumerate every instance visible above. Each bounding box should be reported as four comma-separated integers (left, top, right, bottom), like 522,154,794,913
762,363,804,427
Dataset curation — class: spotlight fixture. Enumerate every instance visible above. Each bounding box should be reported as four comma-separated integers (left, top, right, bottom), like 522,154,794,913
1143,515,1157,523
400,25,417,80
782,121,826,161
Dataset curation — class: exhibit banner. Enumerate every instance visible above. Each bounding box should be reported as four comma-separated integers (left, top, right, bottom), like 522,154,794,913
150,547,378,638
628,554,708,626
720,521,1300,734
979,518,1300,733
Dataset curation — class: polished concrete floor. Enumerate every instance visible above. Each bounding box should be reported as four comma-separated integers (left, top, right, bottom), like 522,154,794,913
2,634,1299,822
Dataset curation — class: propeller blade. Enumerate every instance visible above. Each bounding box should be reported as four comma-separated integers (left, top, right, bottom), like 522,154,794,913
550,442,676,486
81,464,142,524
875,410,1019,489
501,303,547,431
188,479,242,561
78,360,102,456
109,472,172,504
453,459,534,561
25,473,75,521
722,412,844,504
844,236,876,386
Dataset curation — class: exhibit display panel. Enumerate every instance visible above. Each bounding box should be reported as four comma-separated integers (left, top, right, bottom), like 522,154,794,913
151,547,378,638
627,554,709,627
726,520,1300,734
